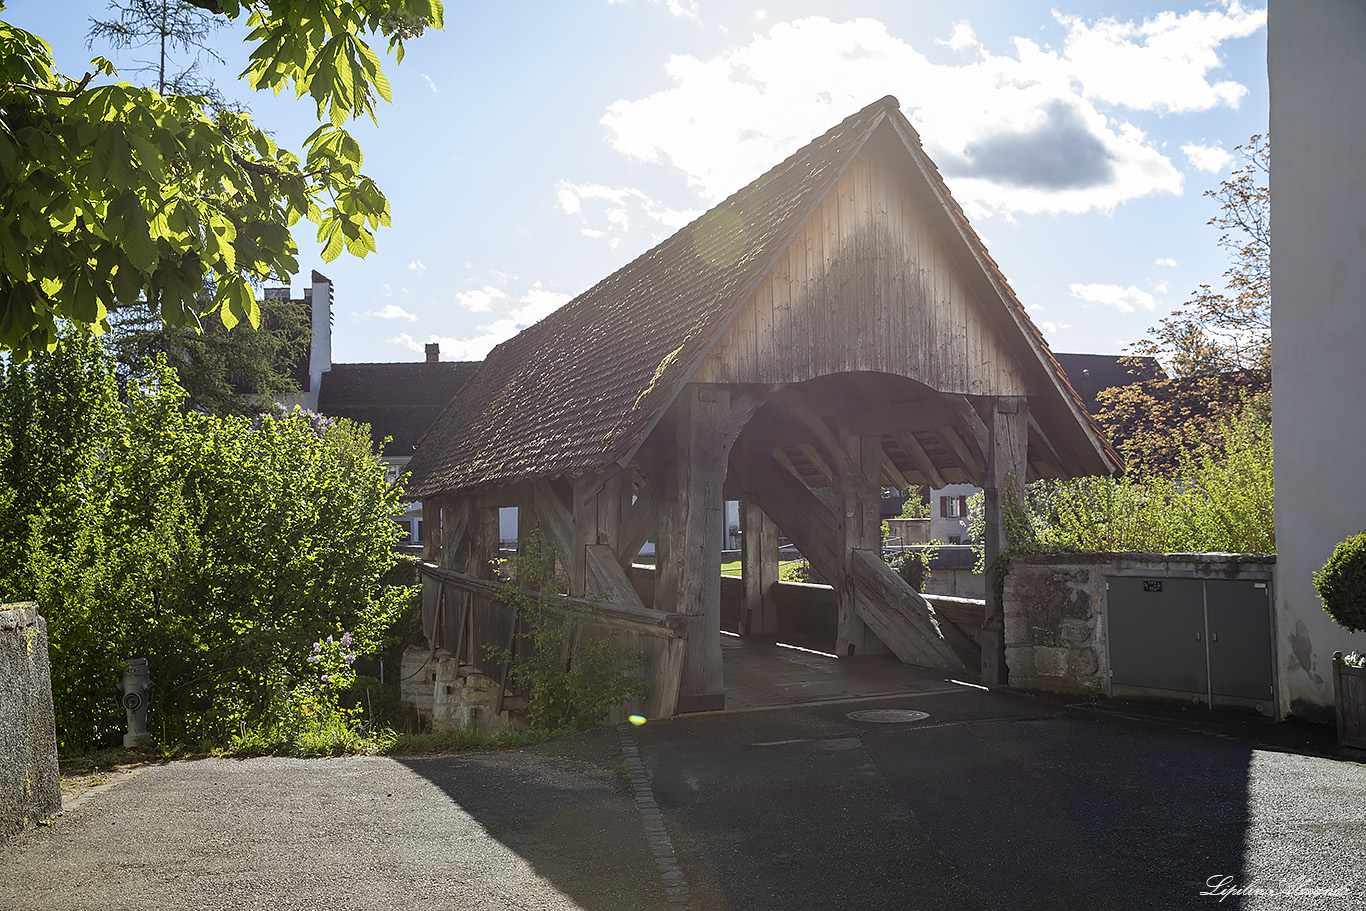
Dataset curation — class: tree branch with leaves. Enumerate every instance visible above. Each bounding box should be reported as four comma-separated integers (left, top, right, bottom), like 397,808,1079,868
0,0,444,359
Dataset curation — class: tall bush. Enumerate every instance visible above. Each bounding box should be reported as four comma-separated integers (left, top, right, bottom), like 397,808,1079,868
0,333,410,752
968,406,1274,563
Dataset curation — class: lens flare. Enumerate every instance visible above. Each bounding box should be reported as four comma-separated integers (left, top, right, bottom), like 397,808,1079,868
628,714,647,726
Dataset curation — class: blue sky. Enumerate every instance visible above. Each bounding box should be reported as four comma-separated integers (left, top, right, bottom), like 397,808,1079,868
7,1,1268,366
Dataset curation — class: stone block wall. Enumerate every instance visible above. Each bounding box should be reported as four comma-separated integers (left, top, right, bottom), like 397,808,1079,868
1,603,61,842
1003,559,1106,695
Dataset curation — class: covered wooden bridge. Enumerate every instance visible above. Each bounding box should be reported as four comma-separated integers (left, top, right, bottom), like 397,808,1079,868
405,96,1120,718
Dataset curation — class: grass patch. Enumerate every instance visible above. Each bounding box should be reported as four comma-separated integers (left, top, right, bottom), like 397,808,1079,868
721,559,804,577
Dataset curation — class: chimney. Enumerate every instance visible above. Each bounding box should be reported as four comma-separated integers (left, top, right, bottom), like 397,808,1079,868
425,343,440,364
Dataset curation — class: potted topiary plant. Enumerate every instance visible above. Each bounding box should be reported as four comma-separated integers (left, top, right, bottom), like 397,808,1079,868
1313,531,1366,749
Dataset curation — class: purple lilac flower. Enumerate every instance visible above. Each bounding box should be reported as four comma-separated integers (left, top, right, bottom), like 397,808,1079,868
306,655,321,664
312,641,322,653
340,632,353,648
343,653,356,665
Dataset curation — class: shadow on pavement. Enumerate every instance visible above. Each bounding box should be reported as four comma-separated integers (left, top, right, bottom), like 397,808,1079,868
397,686,1364,911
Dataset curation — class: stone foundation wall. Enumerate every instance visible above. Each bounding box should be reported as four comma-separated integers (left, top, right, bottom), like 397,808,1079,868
1003,560,1107,695
1,604,60,842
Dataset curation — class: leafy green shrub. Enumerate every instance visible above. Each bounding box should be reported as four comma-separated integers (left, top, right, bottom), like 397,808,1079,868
891,546,938,593
779,560,818,584
1315,533,1366,634
488,535,647,733
977,406,1275,560
0,332,411,753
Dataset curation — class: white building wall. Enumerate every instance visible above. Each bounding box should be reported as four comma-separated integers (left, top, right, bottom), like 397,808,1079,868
1269,0,1366,718
930,484,978,544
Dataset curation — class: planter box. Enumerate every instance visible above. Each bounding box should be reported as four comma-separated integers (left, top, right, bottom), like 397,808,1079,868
1333,651,1366,749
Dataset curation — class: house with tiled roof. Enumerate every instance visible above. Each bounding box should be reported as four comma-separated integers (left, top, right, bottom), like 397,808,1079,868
269,272,483,544
406,96,1122,718
318,344,482,542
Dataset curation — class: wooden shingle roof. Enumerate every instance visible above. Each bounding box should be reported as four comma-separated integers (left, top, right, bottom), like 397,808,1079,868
408,97,1119,498
408,98,898,497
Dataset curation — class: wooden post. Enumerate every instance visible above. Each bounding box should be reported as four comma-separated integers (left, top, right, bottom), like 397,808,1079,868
982,395,1029,688
739,497,780,637
421,497,441,563
836,433,885,657
570,469,645,606
665,384,768,712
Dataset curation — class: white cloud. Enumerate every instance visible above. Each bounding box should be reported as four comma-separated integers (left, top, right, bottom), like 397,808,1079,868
1155,257,1178,267
367,304,418,321
598,9,1262,218
1069,282,1158,313
1053,3,1265,113
408,259,426,272
421,74,438,94
422,281,575,361
1152,281,1168,294
607,0,700,23
556,180,700,247
1039,320,1072,335
388,332,423,353
1181,141,1234,173
454,285,509,313
938,20,979,53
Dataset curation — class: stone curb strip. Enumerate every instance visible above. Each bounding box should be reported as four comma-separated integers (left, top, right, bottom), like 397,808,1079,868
60,768,146,814
617,724,693,908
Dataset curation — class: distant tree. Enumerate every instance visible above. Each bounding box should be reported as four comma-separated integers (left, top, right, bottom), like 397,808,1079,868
1095,372,1270,478
898,488,929,519
86,0,229,100
1100,135,1271,475
1129,135,1270,377
107,290,310,415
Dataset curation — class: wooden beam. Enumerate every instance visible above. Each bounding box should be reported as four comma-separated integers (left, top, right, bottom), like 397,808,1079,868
841,398,959,437
738,453,843,586
892,432,948,490
531,480,574,573
880,448,911,491
778,391,861,481
770,446,809,486
1027,412,1065,476
421,498,440,562
616,484,658,564
850,549,973,673
945,395,991,469
935,423,981,479
669,385,768,712
585,543,646,607
439,495,472,572
797,443,835,486
836,433,885,657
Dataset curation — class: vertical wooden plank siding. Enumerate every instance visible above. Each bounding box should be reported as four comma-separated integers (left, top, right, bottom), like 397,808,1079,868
696,138,1025,398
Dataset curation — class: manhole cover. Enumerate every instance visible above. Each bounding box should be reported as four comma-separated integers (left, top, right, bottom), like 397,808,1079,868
846,709,929,724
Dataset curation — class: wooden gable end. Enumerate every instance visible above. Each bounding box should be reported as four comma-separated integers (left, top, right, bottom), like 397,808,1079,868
693,122,1026,397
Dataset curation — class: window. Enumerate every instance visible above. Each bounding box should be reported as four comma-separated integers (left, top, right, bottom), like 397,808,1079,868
940,495,968,518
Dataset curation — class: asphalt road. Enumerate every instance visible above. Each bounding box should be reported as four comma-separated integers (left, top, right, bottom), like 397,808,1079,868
4,688,1365,911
